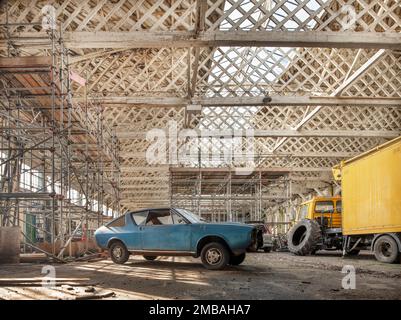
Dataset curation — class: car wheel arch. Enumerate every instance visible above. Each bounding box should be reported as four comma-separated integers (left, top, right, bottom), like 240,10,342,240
371,233,401,253
107,237,128,250
196,235,232,257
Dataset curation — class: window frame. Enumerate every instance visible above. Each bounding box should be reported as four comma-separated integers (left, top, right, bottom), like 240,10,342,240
314,201,335,214
130,210,149,226
107,215,126,228
129,208,190,227
145,209,174,226
171,209,189,225
336,200,342,214
174,208,199,224
299,203,309,219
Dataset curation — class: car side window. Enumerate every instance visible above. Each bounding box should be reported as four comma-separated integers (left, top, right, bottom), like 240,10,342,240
146,209,173,225
108,215,125,227
172,211,187,224
132,211,148,225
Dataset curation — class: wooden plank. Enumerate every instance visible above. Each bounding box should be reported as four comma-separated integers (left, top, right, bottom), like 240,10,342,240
3,31,401,50
116,129,400,139
65,31,401,49
73,95,401,107
0,56,52,69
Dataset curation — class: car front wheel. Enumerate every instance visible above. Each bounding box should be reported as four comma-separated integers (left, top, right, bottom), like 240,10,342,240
109,241,129,264
200,242,229,270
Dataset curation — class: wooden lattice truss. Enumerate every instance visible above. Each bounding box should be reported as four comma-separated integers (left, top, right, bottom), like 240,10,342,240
1,0,400,212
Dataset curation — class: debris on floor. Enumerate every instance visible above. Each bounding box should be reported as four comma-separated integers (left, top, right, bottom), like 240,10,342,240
0,252,400,300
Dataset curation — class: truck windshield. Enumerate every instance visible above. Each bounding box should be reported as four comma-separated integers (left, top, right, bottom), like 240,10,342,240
315,201,334,213
176,208,203,224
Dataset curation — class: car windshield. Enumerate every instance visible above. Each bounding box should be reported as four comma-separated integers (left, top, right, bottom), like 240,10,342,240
175,208,204,224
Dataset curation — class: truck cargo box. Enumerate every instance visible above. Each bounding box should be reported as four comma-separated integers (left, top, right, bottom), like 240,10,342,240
333,136,401,236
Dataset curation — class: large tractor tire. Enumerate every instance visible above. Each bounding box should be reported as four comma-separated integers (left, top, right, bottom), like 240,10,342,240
287,219,322,256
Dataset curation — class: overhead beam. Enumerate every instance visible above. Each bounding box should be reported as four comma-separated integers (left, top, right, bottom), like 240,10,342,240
120,151,359,159
120,166,170,173
116,129,400,139
119,166,330,173
8,95,401,108
3,31,401,49
74,95,401,107
122,194,289,200
169,167,331,173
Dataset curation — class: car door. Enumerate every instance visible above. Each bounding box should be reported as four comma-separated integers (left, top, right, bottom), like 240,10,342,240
141,209,191,251
125,210,148,250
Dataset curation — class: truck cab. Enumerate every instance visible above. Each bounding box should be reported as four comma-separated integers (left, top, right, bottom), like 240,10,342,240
297,196,342,229
288,196,344,255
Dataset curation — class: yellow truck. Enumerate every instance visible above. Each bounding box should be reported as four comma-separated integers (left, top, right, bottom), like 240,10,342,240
287,136,401,263
296,196,342,228
287,195,349,256
334,135,401,263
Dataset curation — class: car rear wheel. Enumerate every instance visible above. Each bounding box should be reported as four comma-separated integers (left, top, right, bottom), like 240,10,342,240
230,253,246,265
143,255,157,261
109,241,129,264
201,242,229,270
374,235,400,264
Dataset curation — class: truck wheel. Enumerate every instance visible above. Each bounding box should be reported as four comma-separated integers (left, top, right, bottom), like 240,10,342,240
287,219,322,256
143,255,157,261
229,253,246,265
201,242,229,270
109,241,129,264
373,235,400,264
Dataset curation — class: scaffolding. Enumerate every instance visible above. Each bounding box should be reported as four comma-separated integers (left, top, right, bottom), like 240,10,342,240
0,19,120,260
170,168,293,226
1,0,398,249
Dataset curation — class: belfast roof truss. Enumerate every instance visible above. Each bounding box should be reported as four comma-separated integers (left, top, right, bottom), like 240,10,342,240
1,0,400,215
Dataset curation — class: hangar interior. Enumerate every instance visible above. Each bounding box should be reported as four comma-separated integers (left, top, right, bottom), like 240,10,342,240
0,0,400,300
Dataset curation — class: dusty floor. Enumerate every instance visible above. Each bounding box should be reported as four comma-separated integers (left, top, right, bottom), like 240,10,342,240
0,250,400,300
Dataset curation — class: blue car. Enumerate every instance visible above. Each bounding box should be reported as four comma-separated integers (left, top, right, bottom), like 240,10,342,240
94,208,257,270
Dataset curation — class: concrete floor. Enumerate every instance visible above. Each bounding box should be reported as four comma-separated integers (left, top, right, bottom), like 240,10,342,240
0,251,400,300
